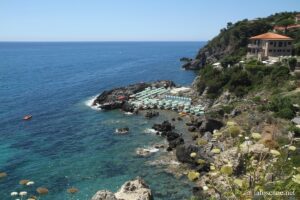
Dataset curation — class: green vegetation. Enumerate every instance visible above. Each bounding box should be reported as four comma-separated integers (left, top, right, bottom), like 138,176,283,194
196,12,300,66
196,62,292,98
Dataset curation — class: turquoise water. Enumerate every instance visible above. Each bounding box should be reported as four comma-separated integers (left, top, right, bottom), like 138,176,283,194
0,42,204,199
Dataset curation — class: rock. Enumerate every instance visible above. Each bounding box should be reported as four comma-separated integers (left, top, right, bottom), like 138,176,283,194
198,118,223,133
115,128,129,135
136,148,156,157
175,145,200,164
168,137,184,149
92,178,153,200
291,117,300,125
115,177,153,200
122,102,135,113
202,132,213,141
152,121,173,132
180,57,193,62
93,80,175,110
188,126,197,132
145,111,159,119
230,109,241,117
91,190,117,200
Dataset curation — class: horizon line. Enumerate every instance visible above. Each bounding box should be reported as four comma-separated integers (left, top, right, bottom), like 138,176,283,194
0,40,207,43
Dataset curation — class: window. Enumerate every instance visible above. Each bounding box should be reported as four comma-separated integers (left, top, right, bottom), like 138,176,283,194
278,42,283,47
269,49,272,52
273,42,277,47
270,41,273,45
282,49,285,52
288,42,291,45
277,49,281,52
287,49,290,52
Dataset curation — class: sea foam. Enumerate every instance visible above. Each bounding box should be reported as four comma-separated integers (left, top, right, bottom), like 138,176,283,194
85,96,102,111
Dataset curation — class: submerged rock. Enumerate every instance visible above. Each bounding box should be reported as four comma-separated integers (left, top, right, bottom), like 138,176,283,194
91,190,117,200
92,178,152,200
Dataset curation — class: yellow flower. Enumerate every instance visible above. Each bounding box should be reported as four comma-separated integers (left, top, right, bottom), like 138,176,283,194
226,121,236,126
211,148,221,154
270,149,281,156
190,152,197,158
288,146,296,151
292,174,300,184
220,165,233,175
187,171,200,181
251,132,261,140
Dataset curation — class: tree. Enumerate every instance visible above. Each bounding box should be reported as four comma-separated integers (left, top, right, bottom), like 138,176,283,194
288,58,297,71
227,22,233,29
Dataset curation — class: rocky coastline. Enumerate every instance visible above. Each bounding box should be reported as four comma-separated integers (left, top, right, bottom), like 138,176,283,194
90,80,230,199
90,72,300,200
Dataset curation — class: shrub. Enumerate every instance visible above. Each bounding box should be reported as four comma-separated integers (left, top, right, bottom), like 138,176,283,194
268,96,295,119
227,126,241,137
276,107,295,119
288,58,297,71
269,66,290,86
289,126,300,137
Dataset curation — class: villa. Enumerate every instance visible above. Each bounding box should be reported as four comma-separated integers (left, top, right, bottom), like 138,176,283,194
247,32,293,60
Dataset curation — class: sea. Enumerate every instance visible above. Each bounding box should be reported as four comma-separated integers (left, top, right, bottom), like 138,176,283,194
0,42,204,200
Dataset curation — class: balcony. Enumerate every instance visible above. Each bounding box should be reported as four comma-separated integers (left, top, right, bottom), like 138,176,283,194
248,44,260,48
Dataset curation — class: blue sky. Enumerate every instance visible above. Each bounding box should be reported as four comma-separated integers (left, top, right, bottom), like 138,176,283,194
0,0,299,41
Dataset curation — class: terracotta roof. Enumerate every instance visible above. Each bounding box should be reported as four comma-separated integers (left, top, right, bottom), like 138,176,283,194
250,32,293,40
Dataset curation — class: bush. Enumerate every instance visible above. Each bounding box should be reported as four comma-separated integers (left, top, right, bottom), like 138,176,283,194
268,96,296,119
289,126,300,137
227,126,241,137
288,58,297,71
269,66,290,86
276,108,295,119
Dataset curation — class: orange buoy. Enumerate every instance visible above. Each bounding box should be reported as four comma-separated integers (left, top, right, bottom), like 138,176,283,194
23,115,32,120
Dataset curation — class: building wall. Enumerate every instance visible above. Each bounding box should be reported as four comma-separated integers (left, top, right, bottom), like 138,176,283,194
248,39,293,59
296,15,300,23
264,40,293,57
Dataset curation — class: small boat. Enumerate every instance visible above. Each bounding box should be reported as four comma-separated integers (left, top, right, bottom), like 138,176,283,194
23,115,32,120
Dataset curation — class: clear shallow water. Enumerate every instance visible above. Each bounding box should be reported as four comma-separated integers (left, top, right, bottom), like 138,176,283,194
0,42,204,199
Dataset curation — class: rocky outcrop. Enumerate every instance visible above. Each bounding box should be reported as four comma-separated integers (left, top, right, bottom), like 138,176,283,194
185,117,224,134
91,178,153,200
93,80,175,111
91,190,117,200
145,111,159,119
152,121,184,151
198,118,224,133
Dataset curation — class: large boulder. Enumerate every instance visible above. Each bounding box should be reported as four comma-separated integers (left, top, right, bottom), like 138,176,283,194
175,145,200,164
152,121,173,132
91,178,152,200
198,118,223,133
91,190,117,200
115,177,153,200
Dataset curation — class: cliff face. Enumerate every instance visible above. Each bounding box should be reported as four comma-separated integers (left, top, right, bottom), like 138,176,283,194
183,12,298,70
